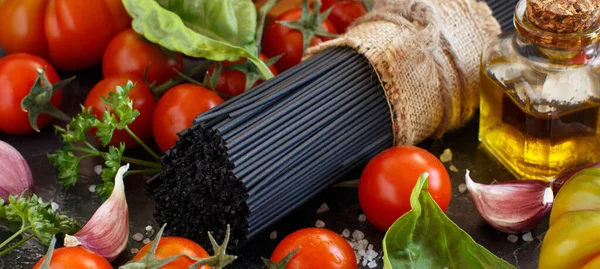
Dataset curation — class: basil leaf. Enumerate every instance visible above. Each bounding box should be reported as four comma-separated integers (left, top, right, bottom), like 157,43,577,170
123,0,274,79
383,173,516,269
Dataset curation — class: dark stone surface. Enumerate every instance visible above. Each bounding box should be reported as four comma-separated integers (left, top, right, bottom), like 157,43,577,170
0,44,543,269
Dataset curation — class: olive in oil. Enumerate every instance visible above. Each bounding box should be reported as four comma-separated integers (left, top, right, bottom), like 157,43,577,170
479,60,600,181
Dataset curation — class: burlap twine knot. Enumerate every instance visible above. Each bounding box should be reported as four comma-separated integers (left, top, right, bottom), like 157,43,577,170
306,0,501,145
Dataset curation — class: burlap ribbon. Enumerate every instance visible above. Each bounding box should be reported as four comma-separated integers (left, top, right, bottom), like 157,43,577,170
306,0,501,145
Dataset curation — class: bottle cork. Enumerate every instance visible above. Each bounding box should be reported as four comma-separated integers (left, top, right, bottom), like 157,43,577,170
526,0,600,33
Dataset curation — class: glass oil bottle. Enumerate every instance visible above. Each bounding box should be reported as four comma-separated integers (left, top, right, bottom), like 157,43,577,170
479,0,600,181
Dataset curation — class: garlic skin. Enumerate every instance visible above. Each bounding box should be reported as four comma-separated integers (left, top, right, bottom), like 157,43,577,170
65,164,130,261
0,140,33,201
465,170,553,234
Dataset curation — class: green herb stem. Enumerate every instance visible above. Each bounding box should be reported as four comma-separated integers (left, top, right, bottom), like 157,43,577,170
123,127,160,161
0,234,35,257
126,168,162,176
121,157,162,169
0,225,32,251
153,60,212,97
71,146,101,155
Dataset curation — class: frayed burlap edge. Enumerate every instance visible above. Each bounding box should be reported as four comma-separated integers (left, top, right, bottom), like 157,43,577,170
305,0,501,145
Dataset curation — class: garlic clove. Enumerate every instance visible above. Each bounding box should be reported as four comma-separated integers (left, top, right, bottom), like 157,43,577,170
552,161,600,194
64,164,130,261
465,170,553,234
0,140,33,201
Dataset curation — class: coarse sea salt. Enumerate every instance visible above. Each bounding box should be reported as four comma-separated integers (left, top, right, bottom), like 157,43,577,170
316,203,330,213
315,220,326,228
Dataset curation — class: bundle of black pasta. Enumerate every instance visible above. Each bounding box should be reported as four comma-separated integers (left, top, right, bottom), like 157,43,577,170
147,47,393,246
146,0,516,248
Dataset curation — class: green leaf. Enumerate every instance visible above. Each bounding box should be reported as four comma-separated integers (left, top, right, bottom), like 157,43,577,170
383,173,516,269
47,147,81,188
122,0,274,79
95,81,139,146
56,106,97,143
97,144,126,199
28,203,59,245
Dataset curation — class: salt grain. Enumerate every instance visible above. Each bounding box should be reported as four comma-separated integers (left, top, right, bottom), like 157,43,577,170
94,165,103,175
316,203,330,213
352,230,365,241
145,225,153,232
358,249,366,257
362,258,368,266
440,149,453,163
507,234,519,243
142,238,151,244
132,233,143,242
315,220,326,228
458,183,467,193
522,232,534,242
342,229,350,238
367,244,373,250
130,248,139,254
358,214,367,222
269,231,277,240
88,185,96,193
367,260,377,268
51,202,59,212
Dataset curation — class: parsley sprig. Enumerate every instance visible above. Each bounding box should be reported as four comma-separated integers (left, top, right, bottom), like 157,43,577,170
48,81,162,199
0,194,79,257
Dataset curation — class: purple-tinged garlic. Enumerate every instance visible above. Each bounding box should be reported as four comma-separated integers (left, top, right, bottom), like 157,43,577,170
0,140,33,201
64,164,130,261
465,170,553,234
552,161,600,194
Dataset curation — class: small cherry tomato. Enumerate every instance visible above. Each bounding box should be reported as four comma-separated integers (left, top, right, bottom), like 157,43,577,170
262,8,337,72
209,53,278,97
152,84,224,153
103,28,184,85
271,228,356,269
133,237,211,269
327,1,367,33
84,74,156,149
358,146,452,231
33,247,112,269
0,53,63,135
320,0,336,11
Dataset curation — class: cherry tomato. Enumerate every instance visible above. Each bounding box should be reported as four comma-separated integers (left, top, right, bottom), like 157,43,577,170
320,0,336,11
209,53,278,97
153,84,224,153
262,8,337,72
0,0,131,71
133,237,211,269
327,1,367,33
84,74,156,149
271,228,356,269
103,28,184,86
0,53,63,135
33,247,112,269
358,146,452,231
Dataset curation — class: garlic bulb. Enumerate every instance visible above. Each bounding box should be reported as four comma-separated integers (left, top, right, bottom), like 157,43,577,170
465,170,553,234
0,140,33,201
65,164,130,261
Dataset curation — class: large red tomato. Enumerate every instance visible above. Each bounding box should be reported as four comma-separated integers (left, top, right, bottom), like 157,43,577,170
84,74,156,149
0,0,131,71
103,28,184,86
133,237,211,269
33,247,112,269
271,228,356,269
0,53,63,135
327,1,367,33
358,146,452,231
153,84,224,153
262,8,337,72
209,53,278,97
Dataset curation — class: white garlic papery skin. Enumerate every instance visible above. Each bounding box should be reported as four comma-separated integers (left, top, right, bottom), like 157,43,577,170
65,164,130,261
0,140,33,201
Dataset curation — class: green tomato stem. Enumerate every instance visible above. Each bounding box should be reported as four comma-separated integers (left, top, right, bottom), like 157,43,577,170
121,157,162,169
153,60,213,98
123,127,160,161
248,56,274,80
0,225,32,251
0,234,35,257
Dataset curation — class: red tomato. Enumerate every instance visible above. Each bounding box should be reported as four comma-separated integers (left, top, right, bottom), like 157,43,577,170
33,247,112,269
327,1,367,33
133,237,211,269
262,8,337,72
103,28,184,86
84,74,156,149
358,146,452,231
271,228,356,269
0,0,131,71
320,0,336,11
0,53,63,135
209,53,278,97
153,84,224,153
